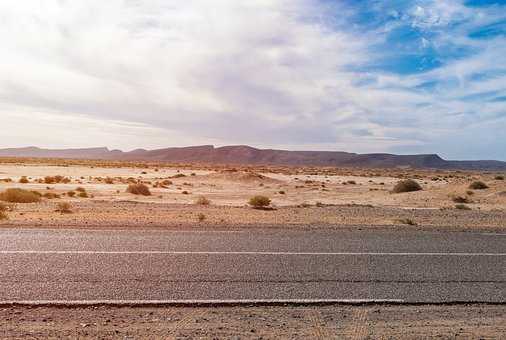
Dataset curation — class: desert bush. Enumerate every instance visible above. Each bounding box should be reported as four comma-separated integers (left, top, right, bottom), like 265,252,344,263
0,188,41,203
75,187,86,193
181,190,190,195
19,176,29,184
67,191,76,197
248,195,271,209
347,180,357,185
126,183,151,196
466,190,474,196
104,177,114,184
197,213,206,222
44,176,56,184
469,181,488,190
195,196,211,205
392,179,423,193
495,175,504,180
397,218,417,226
0,202,8,219
278,190,286,194
452,196,470,204
56,202,72,214
78,192,89,198
161,179,173,186
455,204,472,210
171,173,186,178
43,193,61,199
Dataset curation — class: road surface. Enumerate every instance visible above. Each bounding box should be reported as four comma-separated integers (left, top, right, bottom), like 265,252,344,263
0,227,504,304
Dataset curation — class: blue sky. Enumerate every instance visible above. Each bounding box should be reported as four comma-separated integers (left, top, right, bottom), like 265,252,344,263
0,0,505,160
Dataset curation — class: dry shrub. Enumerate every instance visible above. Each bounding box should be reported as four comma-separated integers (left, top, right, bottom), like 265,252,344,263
392,179,423,193
495,175,504,180
455,204,472,210
56,202,72,214
397,218,417,226
126,183,151,196
44,176,56,184
0,202,7,220
248,195,271,209
67,191,76,197
469,181,488,190
43,193,61,199
452,196,471,204
195,196,211,205
75,187,86,193
197,213,206,222
19,176,29,184
78,192,89,198
0,188,41,203
104,177,114,184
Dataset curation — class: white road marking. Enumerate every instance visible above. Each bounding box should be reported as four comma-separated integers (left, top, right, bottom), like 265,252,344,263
0,251,504,256
0,299,405,306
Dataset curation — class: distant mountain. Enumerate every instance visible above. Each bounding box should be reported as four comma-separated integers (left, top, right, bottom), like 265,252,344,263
0,145,505,170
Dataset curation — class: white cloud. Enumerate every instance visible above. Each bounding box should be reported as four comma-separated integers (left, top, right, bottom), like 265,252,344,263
0,0,504,159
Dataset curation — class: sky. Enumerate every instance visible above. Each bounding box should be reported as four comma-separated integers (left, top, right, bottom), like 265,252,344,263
0,0,505,160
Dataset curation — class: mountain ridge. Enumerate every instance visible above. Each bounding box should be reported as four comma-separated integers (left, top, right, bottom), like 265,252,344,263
0,145,504,170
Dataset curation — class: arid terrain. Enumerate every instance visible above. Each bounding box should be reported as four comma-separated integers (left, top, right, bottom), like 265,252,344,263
0,158,505,230
1,304,504,339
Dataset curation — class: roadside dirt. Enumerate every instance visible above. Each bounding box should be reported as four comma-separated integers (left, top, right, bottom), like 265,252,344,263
0,304,504,339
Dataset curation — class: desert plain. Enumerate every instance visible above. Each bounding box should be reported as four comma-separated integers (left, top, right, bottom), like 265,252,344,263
0,157,505,230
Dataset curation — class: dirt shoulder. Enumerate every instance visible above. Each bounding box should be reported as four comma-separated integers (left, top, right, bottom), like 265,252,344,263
1,200,505,231
1,304,504,339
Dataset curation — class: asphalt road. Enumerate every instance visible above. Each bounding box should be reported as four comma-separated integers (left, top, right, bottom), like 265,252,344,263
0,228,505,304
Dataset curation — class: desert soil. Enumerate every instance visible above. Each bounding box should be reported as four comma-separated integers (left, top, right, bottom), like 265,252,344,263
1,161,505,229
0,304,504,339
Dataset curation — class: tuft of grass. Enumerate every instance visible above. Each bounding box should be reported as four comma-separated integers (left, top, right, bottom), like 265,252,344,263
126,183,151,196
43,193,61,199
452,196,471,204
392,179,423,193
397,218,417,226
78,192,89,198
0,188,41,203
455,204,472,210
195,196,211,205
469,181,488,190
56,202,72,214
248,195,271,209
19,176,29,184
0,202,8,220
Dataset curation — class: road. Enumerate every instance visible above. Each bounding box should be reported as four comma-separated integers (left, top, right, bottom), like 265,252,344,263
0,228,505,304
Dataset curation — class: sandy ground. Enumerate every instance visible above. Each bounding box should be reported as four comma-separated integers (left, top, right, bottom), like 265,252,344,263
0,161,505,229
0,304,504,339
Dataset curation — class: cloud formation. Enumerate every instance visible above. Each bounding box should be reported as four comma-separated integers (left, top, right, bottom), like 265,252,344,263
0,0,505,159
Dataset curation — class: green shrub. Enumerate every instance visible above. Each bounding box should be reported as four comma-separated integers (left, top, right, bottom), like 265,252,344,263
248,195,271,209
469,181,488,190
126,183,151,196
392,179,423,193
0,188,41,203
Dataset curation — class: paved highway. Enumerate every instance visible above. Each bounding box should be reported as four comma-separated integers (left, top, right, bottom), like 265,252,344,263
0,228,505,303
